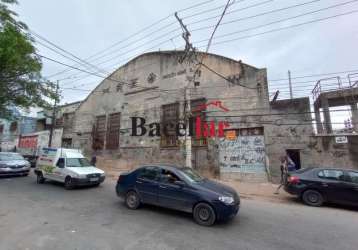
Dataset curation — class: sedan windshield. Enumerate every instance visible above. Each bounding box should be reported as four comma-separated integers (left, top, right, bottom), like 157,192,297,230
66,158,92,168
0,153,25,161
181,167,204,183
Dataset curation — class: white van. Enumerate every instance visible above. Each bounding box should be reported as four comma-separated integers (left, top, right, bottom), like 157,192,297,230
34,148,105,189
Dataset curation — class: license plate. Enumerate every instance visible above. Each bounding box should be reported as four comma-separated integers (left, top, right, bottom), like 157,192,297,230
90,177,99,182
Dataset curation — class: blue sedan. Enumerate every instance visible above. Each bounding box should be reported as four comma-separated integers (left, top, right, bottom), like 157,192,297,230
116,164,240,226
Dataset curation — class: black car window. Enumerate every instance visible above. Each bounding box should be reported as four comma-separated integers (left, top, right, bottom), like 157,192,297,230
318,170,344,181
159,169,180,184
137,167,159,181
347,171,358,184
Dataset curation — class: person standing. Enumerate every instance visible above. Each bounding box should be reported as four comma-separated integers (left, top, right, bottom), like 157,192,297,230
90,153,97,166
274,156,288,195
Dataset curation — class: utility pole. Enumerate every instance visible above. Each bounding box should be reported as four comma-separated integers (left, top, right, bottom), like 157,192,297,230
48,80,59,147
288,70,293,99
175,12,196,168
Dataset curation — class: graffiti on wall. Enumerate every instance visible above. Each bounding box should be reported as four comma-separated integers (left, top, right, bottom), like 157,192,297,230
219,135,266,173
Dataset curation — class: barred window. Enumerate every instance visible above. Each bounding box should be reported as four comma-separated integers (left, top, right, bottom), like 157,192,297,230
92,115,106,150
106,113,120,150
191,98,207,147
161,103,179,147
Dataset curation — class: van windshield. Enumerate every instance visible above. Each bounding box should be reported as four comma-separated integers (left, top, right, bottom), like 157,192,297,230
66,158,92,168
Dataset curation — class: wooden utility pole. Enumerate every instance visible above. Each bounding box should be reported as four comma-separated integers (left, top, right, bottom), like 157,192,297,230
48,80,59,147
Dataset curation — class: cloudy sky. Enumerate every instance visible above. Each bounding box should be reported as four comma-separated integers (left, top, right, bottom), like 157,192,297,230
13,0,358,128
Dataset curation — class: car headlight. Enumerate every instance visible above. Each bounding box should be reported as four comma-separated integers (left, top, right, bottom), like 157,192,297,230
0,164,8,168
100,173,105,177
72,173,80,178
218,196,234,205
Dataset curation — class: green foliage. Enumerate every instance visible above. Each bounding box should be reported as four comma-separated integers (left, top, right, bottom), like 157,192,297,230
0,0,59,118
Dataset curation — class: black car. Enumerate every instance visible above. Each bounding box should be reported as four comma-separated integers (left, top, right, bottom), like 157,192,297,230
116,164,240,226
22,155,37,168
284,168,358,207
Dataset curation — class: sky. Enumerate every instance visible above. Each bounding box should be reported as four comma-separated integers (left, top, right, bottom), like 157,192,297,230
12,0,358,128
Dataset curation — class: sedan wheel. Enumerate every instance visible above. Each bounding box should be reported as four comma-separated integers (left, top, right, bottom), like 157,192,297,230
302,190,323,207
193,203,216,226
64,177,74,190
125,191,140,209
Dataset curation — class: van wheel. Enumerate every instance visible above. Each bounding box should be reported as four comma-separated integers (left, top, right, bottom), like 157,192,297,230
193,203,216,226
125,191,140,209
64,176,74,190
36,173,45,184
302,190,323,207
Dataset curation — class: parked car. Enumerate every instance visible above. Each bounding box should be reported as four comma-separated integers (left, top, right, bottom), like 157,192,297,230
0,152,31,177
116,164,240,226
34,147,105,189
284,167,358,207
22,155,37,168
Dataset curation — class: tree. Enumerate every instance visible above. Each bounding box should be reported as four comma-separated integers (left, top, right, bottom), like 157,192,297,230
0,0,58,118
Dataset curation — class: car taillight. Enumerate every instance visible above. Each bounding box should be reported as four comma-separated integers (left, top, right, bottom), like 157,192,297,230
288,176,300,184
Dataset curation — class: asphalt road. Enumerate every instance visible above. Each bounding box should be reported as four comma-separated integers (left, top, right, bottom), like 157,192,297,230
1,173,358,250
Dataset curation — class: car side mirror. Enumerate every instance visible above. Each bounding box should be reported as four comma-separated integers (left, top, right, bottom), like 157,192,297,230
56,159,65,168
174,180,185,187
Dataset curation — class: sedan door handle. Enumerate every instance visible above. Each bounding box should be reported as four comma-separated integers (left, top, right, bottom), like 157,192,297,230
159,185,167,189
136,180,143,184
321,183,328,187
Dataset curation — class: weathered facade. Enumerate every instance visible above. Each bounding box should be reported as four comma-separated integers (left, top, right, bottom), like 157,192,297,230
72,51,319,182
0,107,37,151
36,101,81,148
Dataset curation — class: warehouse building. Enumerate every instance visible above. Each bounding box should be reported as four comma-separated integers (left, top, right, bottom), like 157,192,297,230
71,51,324,182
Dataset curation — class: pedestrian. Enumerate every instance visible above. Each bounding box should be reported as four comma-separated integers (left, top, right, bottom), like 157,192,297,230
90,153,97,166
286,155,296,172
274,156,288,195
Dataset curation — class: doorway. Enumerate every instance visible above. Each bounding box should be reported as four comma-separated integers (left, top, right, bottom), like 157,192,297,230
286,149,301,170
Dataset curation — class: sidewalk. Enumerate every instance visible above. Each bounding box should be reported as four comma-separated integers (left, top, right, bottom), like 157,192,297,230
218,180,294,203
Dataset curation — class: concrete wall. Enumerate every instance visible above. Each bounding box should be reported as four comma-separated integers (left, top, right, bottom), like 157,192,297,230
265,98,315,181
307,135,358,170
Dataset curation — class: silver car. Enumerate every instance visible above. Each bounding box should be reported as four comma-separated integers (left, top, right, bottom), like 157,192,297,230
0,152,31,177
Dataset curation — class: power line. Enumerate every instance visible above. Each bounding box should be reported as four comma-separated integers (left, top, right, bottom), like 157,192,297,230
58,0,318,84
194,0,358,45
269,69,358,82
49,0,276,84
59,3,358,89
29,29,109,75
37,53,169,92
203,9,358,48
45,0,217,79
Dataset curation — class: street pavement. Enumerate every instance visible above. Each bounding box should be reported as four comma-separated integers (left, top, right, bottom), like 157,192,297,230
1,172,358,250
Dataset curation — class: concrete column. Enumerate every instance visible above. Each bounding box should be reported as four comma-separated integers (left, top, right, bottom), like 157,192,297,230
314,106,323,133
351,103,358,132
322,98,332,134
